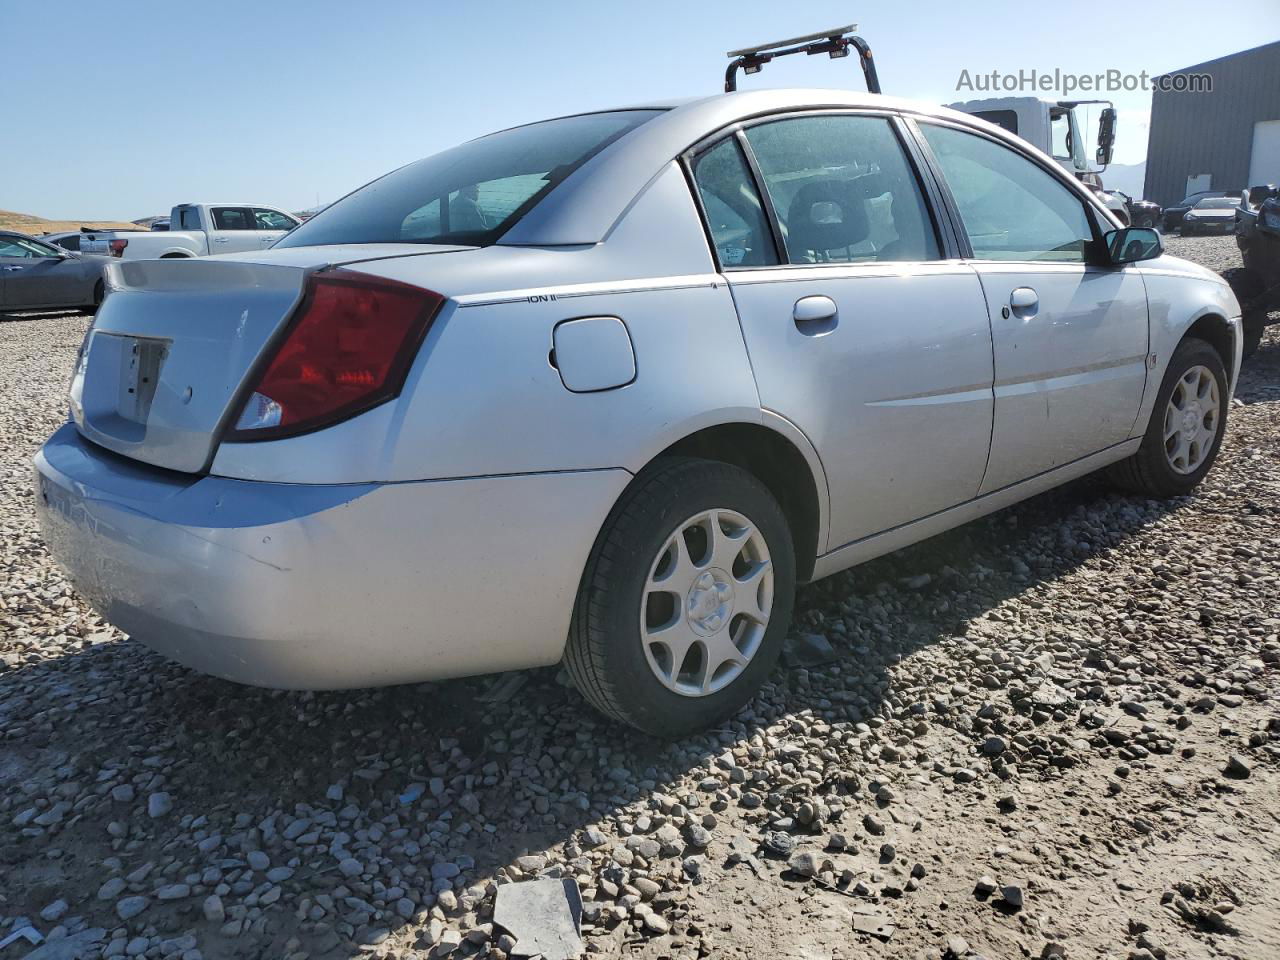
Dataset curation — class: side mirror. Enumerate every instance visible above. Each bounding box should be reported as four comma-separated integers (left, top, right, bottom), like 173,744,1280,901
1105,226,1162,264
1095,107,1117,168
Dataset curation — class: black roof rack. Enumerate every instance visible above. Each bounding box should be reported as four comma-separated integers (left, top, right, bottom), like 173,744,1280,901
724,24,880,94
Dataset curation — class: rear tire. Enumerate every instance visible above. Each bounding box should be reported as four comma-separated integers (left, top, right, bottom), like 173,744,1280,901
565,457,796,737
1108,337,1228,498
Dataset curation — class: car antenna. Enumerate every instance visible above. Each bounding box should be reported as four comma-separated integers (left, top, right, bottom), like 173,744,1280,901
724,23,880,94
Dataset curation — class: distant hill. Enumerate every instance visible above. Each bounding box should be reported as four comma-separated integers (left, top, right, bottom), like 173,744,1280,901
0,209,143,236
1103,162,1149,200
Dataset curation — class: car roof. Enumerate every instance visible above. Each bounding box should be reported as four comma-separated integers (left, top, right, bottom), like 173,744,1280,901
501,88,1046,247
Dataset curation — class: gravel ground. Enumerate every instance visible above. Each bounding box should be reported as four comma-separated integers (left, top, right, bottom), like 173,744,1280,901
2,237,1277,960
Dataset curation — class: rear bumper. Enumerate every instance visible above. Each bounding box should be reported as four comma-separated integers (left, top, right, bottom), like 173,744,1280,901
34,424,629,688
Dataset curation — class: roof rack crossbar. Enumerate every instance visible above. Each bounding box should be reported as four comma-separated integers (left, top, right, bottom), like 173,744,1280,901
723,24,880,95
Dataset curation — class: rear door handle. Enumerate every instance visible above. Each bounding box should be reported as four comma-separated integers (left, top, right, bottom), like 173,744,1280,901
793,295,838,334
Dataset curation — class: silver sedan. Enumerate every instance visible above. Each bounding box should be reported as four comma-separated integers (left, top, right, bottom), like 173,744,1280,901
34,89,1241,735
1,231,108,312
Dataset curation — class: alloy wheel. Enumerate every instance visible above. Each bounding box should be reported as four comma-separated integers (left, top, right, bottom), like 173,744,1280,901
1163,364,1220,475
640,508,774,697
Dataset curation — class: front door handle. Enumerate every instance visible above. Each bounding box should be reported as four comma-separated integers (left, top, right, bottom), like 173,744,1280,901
1007,286,1039,318
212,237,229,243
793,295,838,335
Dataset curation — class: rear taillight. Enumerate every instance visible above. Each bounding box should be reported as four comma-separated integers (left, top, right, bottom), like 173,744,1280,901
109,239,128,257
229,271,443,441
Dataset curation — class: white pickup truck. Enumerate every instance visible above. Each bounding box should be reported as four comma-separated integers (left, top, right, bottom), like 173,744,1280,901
81,203,300,260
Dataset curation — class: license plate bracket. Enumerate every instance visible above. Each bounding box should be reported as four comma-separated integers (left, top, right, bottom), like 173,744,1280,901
114,335,169,424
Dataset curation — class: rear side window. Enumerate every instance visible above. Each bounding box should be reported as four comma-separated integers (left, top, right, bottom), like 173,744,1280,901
920,123,1094,262
56,235,81,251
278,110,663,248
212,207,254,230
691,138,778,267
178,208,202,230
743,115,940,264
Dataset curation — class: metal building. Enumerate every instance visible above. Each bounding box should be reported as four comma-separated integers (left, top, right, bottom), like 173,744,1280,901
1143,40,1280,206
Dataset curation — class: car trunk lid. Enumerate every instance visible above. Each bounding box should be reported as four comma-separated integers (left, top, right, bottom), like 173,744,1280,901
71,248,465,473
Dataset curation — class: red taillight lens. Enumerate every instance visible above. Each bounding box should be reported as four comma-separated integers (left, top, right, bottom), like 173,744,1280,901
229,271,443,440
109,238,128,257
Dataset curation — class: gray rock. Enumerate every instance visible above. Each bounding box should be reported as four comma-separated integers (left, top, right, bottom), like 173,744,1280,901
146,792,172,818
246,850,269,871
202,895,225,924
40,899,69,922
110,784,135,803
338,857,364,878
974,875,997,896
1001,884,1024,909
97,877,126,901
155,883,190,901
787,850,832,878
1224,754,1252,779
115,896,148,920
431,861,461,880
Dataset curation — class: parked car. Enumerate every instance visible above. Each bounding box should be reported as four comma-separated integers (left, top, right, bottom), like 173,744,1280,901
1,231,109,312
35,90,1242,735
1162,191,1240,231
1108,191,1161,229
150,218,170,232
80,203,300,259
1222,185,1280,358
1181,197,1240,235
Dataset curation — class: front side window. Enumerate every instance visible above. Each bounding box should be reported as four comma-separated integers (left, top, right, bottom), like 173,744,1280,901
743,115,940,265
278,110,662,248
253,208,298,230
0,236,60,258
691,138,777,267
921,123,1094,262
212,207,254,231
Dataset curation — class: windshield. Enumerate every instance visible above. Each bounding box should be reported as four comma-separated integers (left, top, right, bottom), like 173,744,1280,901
1195,198,1237,209
278,110,663,248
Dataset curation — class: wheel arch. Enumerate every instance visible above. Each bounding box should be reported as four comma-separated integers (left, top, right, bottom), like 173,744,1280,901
1182,311,1236,384
641,417,829,582
159,251,194,259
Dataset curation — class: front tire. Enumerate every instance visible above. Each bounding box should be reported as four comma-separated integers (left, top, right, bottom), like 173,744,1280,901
1108,338,1228,497
565,457,796,737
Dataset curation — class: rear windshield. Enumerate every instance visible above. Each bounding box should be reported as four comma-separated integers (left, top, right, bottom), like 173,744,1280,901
1194,198,1237,209
278,110,663,248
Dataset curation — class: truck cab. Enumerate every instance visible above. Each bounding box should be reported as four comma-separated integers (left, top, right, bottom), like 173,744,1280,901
170,203,299,255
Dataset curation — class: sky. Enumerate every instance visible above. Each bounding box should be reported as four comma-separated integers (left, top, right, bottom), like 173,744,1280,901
5,0,1279,220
